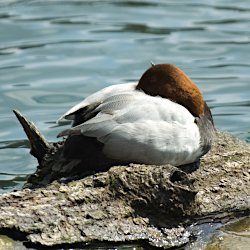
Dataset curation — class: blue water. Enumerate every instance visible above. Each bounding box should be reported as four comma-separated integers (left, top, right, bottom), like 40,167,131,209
0,0,250,193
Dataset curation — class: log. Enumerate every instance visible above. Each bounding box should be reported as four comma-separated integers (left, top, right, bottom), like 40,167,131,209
0,111,249,249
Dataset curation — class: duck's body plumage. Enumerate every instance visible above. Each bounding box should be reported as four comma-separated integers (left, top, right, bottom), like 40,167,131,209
58,64,214,168
58,82,137,123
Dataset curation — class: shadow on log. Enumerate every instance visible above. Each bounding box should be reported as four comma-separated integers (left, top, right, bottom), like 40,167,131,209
0,110,249,248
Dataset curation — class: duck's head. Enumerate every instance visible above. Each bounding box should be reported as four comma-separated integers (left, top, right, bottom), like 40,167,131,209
136,64,205,118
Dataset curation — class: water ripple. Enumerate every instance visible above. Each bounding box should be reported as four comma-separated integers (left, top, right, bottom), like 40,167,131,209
93,23,205,34
0,65,23,70
112,1,158,7
206,64,250,68
0,0,249,197
213,5,250,12
213,101,250,108
0,139,30,149
0,39,103,52
196,18,250,25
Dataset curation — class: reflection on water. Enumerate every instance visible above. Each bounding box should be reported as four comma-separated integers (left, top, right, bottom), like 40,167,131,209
185,217,250,250
204,217,250,250
0,0,249,207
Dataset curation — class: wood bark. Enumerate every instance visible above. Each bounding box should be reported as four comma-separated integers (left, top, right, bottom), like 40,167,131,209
0,110,249,248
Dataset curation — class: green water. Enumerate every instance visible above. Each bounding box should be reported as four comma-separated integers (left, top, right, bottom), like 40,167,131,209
0,0,249,194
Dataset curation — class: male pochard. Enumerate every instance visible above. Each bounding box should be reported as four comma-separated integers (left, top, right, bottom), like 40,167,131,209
58,64,214,167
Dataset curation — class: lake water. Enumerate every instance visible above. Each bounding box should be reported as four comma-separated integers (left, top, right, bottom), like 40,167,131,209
0,0,249,194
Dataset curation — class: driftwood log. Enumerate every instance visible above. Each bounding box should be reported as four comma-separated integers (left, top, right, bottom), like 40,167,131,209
0,110,249,248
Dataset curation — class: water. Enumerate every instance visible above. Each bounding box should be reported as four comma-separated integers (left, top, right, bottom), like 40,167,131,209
0,0,250,192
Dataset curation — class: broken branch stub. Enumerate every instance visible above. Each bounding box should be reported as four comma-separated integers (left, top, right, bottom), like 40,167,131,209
13,110,51,164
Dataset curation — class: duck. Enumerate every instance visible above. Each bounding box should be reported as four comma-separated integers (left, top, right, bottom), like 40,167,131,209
57,64,215,170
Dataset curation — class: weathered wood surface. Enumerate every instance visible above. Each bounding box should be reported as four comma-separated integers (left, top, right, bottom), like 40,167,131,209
0,111,249,248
